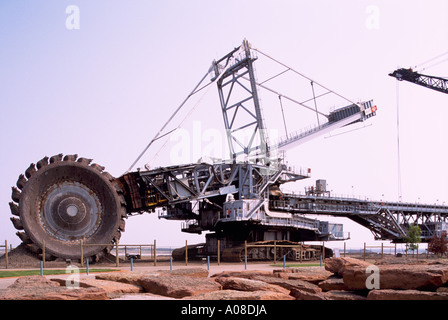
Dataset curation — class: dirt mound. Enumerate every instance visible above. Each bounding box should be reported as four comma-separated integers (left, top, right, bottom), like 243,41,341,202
0,243,47,268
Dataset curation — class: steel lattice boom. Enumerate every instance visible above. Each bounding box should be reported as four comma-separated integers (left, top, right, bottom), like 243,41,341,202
270,189,448,242
389,68,448,94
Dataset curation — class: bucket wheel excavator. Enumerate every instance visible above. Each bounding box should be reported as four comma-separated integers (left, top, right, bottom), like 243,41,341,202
10,40,447,263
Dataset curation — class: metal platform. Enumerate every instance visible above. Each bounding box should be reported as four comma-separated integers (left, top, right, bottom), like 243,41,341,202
270,193,448,242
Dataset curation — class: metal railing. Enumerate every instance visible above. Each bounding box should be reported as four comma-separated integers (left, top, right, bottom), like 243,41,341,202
271,195,448,217
1,239,445,274
362,243,397,260
79,240,157,267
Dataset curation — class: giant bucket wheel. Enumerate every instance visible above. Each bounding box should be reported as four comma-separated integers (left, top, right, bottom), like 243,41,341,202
10,154,126,262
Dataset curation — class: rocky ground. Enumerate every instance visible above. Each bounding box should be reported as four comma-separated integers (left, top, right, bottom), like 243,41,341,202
0,256,448,300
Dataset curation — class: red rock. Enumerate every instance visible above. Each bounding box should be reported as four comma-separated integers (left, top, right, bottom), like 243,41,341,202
274,267,332,284
211,270,274,279
138,274,221,298
324,290,366,300
252,275,322,294
184,289,295,300
214,276,290,295
318,276,348,291
343,264,448,291
52,278,143,298
96,268,209,285
367,289,448,300
158,268,209,278
290,288,326,300
7,276,60,289
325,257,372,276
95,271,150,285
437,287,448,293
37,288,109,300
0,276,109,300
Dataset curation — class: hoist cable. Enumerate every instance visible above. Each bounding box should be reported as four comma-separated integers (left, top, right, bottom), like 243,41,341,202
415,50,448,71
126,51,239,173
125,70,211,173
310,81,321,126
253,47,358,106
278,95,288,137
396,80,402,201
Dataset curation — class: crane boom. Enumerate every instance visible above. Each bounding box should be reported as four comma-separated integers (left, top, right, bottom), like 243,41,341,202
275,100,377,150
389,68,448,94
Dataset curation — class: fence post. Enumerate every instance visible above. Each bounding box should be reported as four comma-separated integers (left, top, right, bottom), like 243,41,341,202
154,240,157,266
381,243,384,259
116,240,119,267
42,239,46,269
363,242,366,261
244,241,247,269
5,240,8,269
217,239,220,266
394,243,397,256
274,241,277,264
322,241,325,260
80,239,84,267
185,240,188,266
343,242,346,257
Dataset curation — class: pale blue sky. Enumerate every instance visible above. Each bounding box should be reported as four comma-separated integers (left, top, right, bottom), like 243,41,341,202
1,1,448,249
